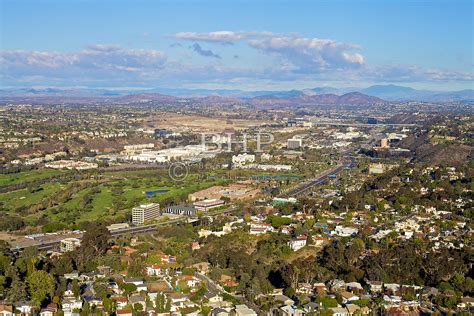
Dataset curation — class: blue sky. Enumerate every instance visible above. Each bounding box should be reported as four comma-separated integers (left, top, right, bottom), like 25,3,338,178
1,0,472,90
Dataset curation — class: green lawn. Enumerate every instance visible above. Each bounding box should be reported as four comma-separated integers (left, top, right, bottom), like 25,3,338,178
0,169,68,186
0,168,235,227
0,182,64,211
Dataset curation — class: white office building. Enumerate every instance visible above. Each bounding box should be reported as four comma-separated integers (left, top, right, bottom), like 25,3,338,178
287,138,303,149
132,203,161,225
232,153,255,167
193,199,225,212
60,238,81,252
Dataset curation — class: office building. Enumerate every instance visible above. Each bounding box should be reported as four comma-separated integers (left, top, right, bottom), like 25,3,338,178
193,199,225,212
163,205,197,216
132,203,161,225
287,138,303,149
60,238,81,252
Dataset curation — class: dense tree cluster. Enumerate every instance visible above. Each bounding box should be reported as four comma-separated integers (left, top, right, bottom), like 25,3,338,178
0,224,111,310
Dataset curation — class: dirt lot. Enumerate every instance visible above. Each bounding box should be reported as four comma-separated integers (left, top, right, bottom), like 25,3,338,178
144,113,270,132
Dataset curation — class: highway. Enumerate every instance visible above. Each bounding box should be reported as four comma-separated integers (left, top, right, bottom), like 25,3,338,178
279,155,355,198
10,206,239,252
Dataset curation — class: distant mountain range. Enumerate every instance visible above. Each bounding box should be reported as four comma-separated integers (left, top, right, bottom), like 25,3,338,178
358,85,473,102
0,84,472,104
247,92,384,108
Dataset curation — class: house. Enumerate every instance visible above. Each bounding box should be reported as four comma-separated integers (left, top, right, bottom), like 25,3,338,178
385,306,405,316
178,275,200,288
313,282,328,294
63,282,74,297
345,304,361,316
13,301,33,315
296,283,313,295
280,225,294,235
340,291,359,304
281,305,304,316
167,292,187,309
64,272,79,279
108,281,121,294
458,296,474,310
345,282,363,294
331,225,358,237
85,297,104,308
209,293,224,302
123,277,144,286
311,236,329,247
211,307,231,316
39,304,58,316
249,222,274,235
384,283,401,295
62,297,83,316
274,295,295,306
206,293,231,309
303,302,319,313
112,296,129,309
383,295,402,303
329,279,346,292
0,304,13,316
160,255,177,264
217,274,238,288
367,280,383,293
136,282,148,292
288,235,307,251
330,307,350,316
145,264,163,276
234,304,257,316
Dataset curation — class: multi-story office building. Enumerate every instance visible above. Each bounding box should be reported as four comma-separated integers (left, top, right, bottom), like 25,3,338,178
287,138,303,149
193,199,225,212
163,205,197,216
132,203,161,225
60,238,81,252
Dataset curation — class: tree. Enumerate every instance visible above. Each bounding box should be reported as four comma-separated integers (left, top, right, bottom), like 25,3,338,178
72,279,80,297
27,270,55,305
77,223,111,270
134,303,143,311
8,277,28,302
52,256,74,275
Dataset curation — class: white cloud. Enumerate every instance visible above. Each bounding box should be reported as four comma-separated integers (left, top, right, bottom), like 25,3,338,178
1,38,472,88
248,36,364,71
365,64,473,83
0,46,167,78
173,31,365,71
173,31,281,44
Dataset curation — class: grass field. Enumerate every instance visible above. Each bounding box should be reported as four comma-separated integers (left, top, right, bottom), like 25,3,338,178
0,169,68,186
0,168,230,227
0,166,303,230
0,182,64,211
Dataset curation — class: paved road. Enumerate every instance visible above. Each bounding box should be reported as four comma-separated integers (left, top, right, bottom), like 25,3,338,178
11,206,239,251
195,272,263,314
279,155,354,198
195,272,223,294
